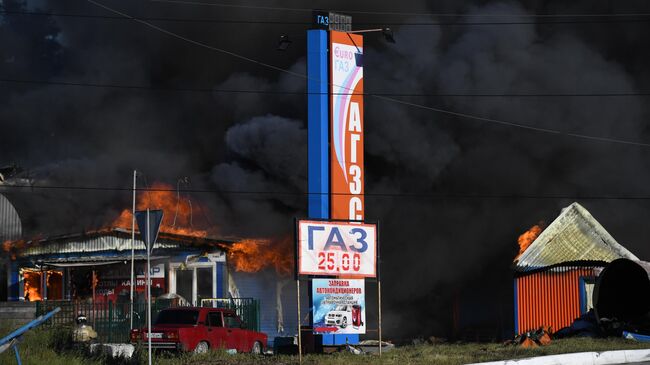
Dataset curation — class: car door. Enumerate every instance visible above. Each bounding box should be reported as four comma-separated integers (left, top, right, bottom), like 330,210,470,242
223,311,246,352
207,311,228,349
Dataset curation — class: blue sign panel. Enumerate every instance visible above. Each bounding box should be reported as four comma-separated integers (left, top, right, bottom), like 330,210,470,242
135,209,164,252
307,30,330,219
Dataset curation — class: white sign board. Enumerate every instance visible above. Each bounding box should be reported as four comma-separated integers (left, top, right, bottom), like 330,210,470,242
297,220,376,278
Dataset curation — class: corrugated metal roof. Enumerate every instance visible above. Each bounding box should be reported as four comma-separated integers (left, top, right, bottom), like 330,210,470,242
0,193,22,241
514,202,638,272
9,228,234,258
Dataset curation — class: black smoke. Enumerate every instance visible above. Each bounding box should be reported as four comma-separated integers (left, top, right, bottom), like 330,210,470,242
2,0,650,339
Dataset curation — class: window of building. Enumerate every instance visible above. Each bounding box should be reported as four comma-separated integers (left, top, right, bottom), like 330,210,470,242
170,263,217,305
175,269,193,304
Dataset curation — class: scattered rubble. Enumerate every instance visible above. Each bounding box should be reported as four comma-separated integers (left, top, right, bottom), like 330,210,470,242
505,327,553,348
345,340,395,355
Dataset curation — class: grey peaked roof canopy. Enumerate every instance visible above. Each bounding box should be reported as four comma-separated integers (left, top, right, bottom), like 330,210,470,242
514,202,638,272
5,227,237,263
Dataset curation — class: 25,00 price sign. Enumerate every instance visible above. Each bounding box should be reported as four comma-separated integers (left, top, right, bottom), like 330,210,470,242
297,220,377,278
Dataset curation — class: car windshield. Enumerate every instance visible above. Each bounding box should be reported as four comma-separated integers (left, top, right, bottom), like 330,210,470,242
334,305,348,311
155,310,199,325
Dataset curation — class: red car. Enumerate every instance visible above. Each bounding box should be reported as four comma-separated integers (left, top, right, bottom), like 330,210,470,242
130,307,267,354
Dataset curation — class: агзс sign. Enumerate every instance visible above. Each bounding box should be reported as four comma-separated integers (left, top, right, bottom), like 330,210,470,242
297,220,376,278
330,30,364,221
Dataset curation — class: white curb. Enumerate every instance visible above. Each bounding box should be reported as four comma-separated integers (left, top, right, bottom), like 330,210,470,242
466,348,650,365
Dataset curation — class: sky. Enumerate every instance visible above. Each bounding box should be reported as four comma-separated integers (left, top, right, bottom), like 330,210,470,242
2,0,650,338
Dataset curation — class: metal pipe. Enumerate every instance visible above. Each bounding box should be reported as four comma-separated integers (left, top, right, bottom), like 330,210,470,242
378,279,382,356
130,170,136,330
296,280,302,364
594,259,650,323
147,209,152,365
347,28,383,33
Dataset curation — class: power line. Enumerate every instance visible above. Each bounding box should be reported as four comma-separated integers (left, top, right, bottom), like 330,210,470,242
86,0,650,149
0,9,301,25
372,95,650,147
3,78,650,97
87,0,306,80
4,9,650,26
149,0,650,18
3,183,650,201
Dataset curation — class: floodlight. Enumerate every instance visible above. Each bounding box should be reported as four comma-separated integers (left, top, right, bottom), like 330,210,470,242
277,35,292,51
382,28,396,43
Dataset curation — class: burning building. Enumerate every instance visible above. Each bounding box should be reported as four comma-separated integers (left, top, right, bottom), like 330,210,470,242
513,202,638,335
0,184,305,344
3,228,232,303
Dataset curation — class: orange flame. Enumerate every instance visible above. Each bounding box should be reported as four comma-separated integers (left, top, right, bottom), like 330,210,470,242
3,238,26,259
23,270,42,301
111,182,214,237
516,222,545,258
228,237,294,277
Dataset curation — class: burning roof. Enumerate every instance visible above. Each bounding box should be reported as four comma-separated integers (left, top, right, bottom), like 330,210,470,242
4,227,235,261
2,181,294,275
514,202,638,272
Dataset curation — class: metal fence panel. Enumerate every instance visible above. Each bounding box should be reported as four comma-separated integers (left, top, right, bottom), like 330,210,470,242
36,298,259,343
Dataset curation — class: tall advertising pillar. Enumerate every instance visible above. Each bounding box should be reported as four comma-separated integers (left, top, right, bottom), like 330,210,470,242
306,23,364,348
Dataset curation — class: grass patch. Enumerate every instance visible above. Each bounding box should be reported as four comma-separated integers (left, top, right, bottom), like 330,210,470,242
0,324,102,365
2,324,650,365
153,338,650,365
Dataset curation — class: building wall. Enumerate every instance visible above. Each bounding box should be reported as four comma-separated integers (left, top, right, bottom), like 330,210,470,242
230,269,309,345
1,193,22,301
514,266,597,334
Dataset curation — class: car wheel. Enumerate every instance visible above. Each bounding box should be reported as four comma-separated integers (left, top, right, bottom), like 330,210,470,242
194,341,209,354
251,341,262,354
341,317,347,328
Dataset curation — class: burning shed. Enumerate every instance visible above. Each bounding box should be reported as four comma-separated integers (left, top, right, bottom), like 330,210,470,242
513,202,638,335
